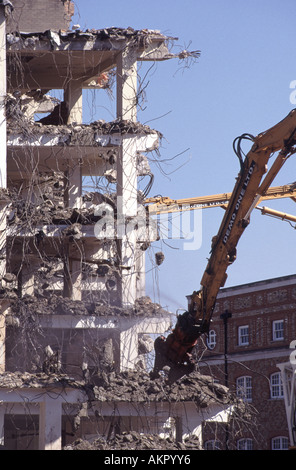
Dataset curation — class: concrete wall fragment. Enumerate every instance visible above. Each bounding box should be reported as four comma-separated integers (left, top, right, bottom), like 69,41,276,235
7,0,74,33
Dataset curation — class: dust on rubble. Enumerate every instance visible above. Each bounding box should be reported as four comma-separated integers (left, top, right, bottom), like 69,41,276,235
63,431,201,450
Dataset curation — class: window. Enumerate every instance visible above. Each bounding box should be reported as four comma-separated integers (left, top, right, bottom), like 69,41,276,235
270,372,284,399
271,437,289,450
207,330,217,350
238,325,249,346
236,376,252,402
237,438,253,450
272,320,284,341
204,440,221,450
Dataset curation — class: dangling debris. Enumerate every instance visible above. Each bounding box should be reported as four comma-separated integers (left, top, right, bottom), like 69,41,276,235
155,251,165,266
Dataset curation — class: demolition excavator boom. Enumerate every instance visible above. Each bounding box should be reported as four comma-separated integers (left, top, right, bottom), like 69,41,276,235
152,108,296,382
146,183,296,215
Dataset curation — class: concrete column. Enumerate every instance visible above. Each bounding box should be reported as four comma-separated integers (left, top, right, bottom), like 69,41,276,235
0,312,5,373
178,404,234,446
0,302,9,373
117,137,138,307
39,398,62,450
175,416,184,444
65,80,83,125
0,404,4,446
116,46,138,122
64,82,83,297
70,258,82,301
120,328,138,371
66,162,83,209
117,137,138,217
0,6,7,189
64,80,83,209
136,249,146,299
21,257,36,296
174,402,204,442
120,228,137,307
175,403,234,444
63,247,82,301
0,8,7,293
116,133,159,307
0,201,6,281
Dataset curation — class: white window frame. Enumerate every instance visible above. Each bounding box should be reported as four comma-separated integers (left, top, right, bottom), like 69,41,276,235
237,438,253,450
207,330,217,350
204,440,221,450
270,372,284,399
271,436,289,450
272,320,284,341
236,376,252,402
238,325,249,346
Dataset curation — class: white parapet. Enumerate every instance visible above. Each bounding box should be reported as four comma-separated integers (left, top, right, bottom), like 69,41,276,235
277,359,296,447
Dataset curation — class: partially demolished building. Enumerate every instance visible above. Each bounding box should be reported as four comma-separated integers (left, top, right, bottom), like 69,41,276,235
0,0,248,450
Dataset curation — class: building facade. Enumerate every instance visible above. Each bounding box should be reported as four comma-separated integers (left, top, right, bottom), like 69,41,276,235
195,274,296,450
0,1,239,451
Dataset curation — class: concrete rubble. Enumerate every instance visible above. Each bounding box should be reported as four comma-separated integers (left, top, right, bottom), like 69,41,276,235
0,368,232,406
6,92,162,138
7,184,115,228
0,370,83,389
0,366,238,451
91,369,232,406
6,26,178,52
63,432,201,451
7,294,171,318
7,115,162,141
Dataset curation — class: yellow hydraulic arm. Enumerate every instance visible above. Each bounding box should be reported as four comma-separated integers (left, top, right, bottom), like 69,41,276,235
257,205,296,226
152,108,296,382
146,183,296,215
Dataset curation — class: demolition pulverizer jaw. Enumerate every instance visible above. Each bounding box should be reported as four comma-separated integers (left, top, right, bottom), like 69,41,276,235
151,335,195,384
150,336,167,379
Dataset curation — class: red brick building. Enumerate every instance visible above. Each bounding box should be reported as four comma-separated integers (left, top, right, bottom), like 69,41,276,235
194,274,296,450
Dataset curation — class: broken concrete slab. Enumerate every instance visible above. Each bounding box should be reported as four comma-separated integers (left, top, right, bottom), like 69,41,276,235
7,118,162,141
63,432,202,451
0,370,84,389
6,27,176,53
0,367,233,409
9,294,171,318
91,368,233,407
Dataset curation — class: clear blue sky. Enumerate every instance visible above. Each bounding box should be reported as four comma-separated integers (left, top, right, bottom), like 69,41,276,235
73,0,296,313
